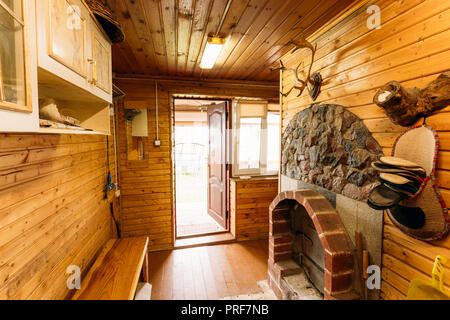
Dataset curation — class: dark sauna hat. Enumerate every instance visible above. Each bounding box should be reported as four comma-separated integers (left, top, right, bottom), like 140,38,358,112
385,125,449,241
85,0,125,43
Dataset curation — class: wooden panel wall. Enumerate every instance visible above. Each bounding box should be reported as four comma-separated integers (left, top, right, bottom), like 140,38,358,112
114,78,279,251
279,0,450,300
0,131,117,299
115,84,173,252
230,177,278,241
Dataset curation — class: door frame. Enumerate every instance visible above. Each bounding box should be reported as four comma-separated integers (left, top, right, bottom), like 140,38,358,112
171,96,232,240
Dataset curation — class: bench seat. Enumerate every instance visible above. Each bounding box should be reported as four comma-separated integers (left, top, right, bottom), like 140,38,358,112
72,237,149,300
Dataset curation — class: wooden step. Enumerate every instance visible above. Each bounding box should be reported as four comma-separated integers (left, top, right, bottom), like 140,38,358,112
174,232,236,249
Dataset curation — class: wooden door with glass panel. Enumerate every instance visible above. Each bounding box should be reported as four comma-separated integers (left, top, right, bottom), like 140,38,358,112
0,0,32,112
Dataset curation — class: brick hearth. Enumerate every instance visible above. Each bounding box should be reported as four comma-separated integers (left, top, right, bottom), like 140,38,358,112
268,189,359,300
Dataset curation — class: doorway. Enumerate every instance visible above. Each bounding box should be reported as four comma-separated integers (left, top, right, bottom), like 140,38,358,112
173,98,229,238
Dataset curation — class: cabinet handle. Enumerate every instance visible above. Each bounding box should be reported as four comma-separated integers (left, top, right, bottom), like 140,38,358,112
88,59,97,86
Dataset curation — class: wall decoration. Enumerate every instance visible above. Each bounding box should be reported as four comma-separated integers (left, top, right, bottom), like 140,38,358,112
374,125,449,241
271,39,322,101
373,72,450,127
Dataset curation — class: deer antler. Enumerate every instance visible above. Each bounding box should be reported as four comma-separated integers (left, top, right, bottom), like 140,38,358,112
270,60,286,72
271,39,321,99
288,39,318,97
270,60,306,97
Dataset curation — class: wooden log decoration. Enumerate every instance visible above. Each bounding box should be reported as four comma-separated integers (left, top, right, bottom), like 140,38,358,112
373,72,450,127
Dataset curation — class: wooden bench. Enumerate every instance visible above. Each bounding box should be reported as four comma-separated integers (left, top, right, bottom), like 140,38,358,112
72,237,149,300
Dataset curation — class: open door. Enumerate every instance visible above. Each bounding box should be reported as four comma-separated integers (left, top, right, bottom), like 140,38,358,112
207,102,228,229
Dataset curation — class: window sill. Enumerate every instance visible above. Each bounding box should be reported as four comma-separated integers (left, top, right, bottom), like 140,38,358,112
231,175,278,182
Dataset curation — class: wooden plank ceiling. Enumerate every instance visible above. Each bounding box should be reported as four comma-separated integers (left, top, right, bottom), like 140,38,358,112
107,0,356,81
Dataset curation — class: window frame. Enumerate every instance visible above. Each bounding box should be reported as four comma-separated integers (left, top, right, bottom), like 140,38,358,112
232,100,280,177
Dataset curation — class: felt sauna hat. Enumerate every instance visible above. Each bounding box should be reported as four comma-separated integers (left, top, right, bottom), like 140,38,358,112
386,125,449,241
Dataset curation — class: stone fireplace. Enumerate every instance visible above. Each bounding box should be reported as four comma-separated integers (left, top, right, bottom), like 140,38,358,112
281,104,383,201
268,104,384,300
268,189,357,300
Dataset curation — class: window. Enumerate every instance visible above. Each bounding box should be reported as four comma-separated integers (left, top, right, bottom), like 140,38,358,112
233,101,280,176
238,117,262,170
267,112,281,172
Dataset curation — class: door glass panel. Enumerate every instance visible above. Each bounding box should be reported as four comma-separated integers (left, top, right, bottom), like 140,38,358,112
267,112,280,172
0,4,26,106
209,111,223,179
239,117,261,170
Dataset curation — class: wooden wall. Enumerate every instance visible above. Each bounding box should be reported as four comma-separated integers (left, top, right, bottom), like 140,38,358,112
114,77,279,251
230,177,278,241
115,83,173,252
0,131,117,299
279,0,450,299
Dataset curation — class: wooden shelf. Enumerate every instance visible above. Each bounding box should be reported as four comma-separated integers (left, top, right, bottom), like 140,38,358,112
39,127,108,135
38,68,110,104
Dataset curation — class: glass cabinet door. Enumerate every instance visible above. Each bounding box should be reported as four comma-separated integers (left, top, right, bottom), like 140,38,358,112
0,0,31,112
48,0,87,78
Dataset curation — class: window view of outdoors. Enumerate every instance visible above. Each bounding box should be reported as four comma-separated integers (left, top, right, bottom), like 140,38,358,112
237,112,280,174
238,117,262,170
267,112,281,172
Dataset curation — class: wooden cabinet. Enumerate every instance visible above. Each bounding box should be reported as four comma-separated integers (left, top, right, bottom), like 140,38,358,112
36,0,112,104
230,177,278,241
0,0,114,134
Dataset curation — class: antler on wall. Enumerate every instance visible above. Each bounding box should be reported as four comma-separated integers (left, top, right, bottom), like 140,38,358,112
271,39,322,100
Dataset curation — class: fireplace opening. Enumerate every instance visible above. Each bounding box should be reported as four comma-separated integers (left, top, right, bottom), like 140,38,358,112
290,204,324,297
268,190,358,300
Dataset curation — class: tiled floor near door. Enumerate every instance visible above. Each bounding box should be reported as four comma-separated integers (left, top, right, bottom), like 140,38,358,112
177,202,225,237
148,240,269,300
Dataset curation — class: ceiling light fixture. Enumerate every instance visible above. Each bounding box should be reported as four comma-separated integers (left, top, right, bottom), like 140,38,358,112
200,36,225,69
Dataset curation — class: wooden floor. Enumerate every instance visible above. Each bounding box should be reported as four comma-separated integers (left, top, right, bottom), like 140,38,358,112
148,240,269,300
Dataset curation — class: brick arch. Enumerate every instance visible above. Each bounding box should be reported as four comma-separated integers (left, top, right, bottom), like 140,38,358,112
268,189,357,300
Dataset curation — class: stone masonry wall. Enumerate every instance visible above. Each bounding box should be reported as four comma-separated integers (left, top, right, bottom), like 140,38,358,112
281,104,383,201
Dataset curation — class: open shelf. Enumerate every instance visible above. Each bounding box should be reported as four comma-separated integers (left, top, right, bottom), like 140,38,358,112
38,68,112,135
38,127,108,135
